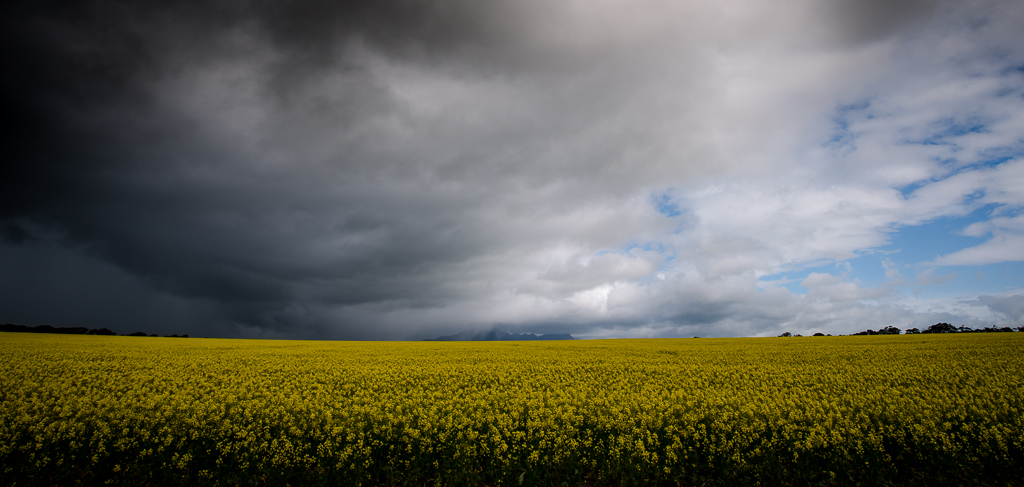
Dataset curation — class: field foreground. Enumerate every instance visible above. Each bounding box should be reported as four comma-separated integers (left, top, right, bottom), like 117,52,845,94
1,333,1022,486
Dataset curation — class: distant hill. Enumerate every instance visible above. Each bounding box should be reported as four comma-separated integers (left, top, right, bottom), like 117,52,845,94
424,330,574,341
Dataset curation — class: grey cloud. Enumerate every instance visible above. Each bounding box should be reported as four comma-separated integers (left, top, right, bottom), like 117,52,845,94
825,0,940,45
976,294,1024,322
2,0,1022,339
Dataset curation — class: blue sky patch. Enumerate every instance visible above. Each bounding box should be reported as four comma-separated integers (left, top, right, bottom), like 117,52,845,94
758,204,1020,297
652,191,682,217
880,206,996,262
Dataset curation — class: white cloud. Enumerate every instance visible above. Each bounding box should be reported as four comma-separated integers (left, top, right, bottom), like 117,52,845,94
932,233,1024,266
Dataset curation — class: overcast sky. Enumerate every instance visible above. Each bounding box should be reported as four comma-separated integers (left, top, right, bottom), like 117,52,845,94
2,0,1023,339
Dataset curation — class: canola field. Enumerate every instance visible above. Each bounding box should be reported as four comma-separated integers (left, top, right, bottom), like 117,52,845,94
1,332,1022,486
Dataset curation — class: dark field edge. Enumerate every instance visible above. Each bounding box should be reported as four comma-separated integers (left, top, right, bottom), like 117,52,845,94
3,415,1021,487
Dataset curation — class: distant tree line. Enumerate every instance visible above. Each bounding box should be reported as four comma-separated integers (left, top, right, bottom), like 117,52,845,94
852,325,904,335
780,322,1022,337
1,323,117,335
1,323,188,337
857,322,1021,335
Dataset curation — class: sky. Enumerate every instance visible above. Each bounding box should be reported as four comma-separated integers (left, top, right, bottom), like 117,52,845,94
2,0,1024,340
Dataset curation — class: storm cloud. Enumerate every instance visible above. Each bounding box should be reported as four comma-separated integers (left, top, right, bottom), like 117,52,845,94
2,0,1023,339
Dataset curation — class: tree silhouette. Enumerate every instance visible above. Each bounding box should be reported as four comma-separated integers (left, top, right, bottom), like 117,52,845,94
922,323,956,334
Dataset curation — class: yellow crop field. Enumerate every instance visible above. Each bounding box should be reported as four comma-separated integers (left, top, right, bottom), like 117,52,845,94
1,332,1022,486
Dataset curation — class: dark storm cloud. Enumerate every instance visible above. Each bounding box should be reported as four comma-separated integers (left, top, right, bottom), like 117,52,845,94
2,0,1021,339
1,0,644,336
1,222,35,245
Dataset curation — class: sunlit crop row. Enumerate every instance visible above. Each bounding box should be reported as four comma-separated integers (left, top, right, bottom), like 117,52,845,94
1,332,1022,485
